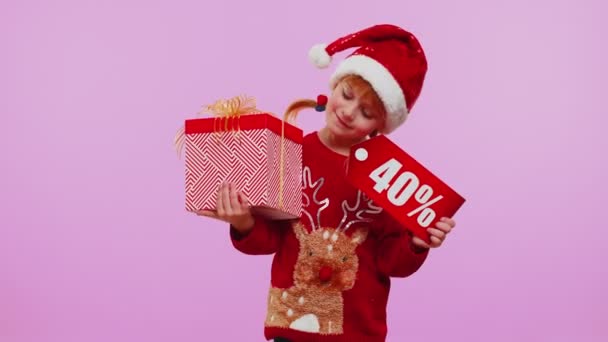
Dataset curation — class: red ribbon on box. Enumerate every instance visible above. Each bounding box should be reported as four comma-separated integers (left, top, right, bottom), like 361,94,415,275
346,135,465,244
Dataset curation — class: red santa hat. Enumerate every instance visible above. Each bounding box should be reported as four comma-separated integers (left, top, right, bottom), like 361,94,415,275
308,24,428,134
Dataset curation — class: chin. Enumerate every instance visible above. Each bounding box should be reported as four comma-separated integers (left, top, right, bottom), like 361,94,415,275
328,125,351,140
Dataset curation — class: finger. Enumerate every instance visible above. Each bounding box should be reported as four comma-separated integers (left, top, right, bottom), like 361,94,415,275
216,183,225,216
427,227,446,240
435,221,452,234
430,235,443,247
195,209,218,218
229,184,242,214
238,192,251,211
221,183,233,216
440,217,456,228
411,236,430,249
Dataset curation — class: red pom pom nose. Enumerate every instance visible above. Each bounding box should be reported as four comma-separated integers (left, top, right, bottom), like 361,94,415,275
319,266,333,282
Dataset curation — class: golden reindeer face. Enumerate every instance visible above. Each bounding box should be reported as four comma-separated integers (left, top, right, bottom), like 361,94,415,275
292,222,367,291
295,167,381,292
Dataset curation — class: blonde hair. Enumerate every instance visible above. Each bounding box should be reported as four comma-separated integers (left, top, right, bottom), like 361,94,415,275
284,75,387,135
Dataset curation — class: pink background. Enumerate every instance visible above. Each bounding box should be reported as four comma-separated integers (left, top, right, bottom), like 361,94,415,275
1,0,606,341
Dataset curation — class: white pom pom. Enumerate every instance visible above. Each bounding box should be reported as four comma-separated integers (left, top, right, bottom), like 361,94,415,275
308,44,331,68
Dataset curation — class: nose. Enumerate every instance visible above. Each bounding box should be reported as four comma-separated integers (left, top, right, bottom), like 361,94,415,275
319,266,333,282
338,103,357,121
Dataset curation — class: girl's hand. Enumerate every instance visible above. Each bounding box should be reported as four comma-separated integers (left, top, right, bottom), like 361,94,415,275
411,217,456,249
195,182,255,234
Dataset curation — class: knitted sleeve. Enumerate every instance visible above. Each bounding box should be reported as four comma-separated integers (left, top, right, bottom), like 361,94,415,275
229,215,286,255
374,213,429,278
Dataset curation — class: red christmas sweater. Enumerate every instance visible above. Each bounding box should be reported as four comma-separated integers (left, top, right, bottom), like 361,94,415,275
230,132,429,342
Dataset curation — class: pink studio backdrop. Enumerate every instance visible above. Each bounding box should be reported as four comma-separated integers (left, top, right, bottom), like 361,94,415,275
1,0,606,341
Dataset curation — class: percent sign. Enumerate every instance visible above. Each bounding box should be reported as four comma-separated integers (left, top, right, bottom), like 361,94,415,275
355,148,442,227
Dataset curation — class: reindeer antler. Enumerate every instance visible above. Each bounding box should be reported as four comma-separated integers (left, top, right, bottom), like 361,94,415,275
337,190,383,232
301,166,329,231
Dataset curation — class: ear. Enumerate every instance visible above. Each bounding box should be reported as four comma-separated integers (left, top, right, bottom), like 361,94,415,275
350,228,368,245
293,222,308,241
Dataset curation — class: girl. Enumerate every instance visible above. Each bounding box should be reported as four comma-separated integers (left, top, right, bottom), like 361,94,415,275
199,24,457,342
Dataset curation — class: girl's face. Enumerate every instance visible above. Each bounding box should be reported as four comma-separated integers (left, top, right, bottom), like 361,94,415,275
325,80,384,142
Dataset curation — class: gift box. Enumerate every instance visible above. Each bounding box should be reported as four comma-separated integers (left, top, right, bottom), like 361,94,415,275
176,96,303,220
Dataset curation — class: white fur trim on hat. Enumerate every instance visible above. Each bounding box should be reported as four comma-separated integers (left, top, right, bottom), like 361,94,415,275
308,44,331,68
330,55,408,134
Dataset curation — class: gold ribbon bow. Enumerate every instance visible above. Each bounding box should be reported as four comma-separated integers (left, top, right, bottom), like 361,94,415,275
203,95,262,134
174,95,262,156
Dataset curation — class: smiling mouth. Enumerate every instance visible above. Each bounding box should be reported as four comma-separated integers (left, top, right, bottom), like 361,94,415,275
335,112,351,129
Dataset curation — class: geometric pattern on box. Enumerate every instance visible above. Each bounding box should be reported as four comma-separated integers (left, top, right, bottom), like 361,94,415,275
185,128,302,220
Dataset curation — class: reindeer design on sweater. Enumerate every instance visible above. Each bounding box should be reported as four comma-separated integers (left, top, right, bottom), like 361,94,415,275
265,167,382,334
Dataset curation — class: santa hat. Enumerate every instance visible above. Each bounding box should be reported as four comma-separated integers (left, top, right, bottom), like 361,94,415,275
308,24,428,134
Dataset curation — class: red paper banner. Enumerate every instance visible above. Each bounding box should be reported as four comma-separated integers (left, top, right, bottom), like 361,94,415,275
346,135,465,244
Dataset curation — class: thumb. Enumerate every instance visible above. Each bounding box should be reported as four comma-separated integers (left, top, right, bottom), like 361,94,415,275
411,236,431,249
238,192,251,208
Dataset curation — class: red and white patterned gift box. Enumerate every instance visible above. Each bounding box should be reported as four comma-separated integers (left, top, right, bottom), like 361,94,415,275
181,112,302,220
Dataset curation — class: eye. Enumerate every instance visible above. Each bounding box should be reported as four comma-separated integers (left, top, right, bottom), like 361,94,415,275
361,107,376,119
342,256,348,262
308,251,313,257
342,89,353,100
